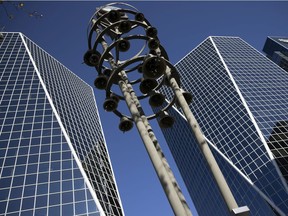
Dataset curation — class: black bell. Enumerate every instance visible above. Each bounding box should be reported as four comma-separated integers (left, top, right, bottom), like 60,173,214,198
84,50,100,67
119,21,131,33
109,93,120,104
108,10,120,23
103,97,118,112
117,39,130,52
103,68,112,77
149,92,165,107
94,75,108,90
139,78,158,94
146,26,158,38
182,90,193,105
135,13,144,21
148,38,160,50
142,55,166,79
119,117,134,132
158,111,174,128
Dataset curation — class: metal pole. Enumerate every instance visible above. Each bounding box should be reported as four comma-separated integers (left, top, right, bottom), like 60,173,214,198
118,75,191,216
96,33,192,215
141,116,192,216
166,68,241,213
125,73,192,216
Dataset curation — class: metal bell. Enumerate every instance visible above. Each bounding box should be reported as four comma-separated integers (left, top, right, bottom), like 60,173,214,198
103,97,118,112
135,13,144,22
158,111,174,128
103,68,112,77
109,93,120,104
149,92,165,107
119,117,134,132
182,91,193,105
148,38,160,50
146,26,158,38
142,55,166,79
84,50,101,67
139,78,158,94
108,10,121,23
94,75,108,90
119,21,131,33
117,39,130,52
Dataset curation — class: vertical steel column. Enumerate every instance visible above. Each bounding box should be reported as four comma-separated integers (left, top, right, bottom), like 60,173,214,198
166,68,241,213
118,73,191,216
141,117,192,216
126,73,192,216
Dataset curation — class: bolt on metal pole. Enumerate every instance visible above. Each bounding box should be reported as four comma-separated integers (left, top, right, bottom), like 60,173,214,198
166,68,250,215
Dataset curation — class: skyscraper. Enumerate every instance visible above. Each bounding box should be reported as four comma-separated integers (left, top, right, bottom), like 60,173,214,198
0,32,124,216
156,37,288,215
263,36,288,72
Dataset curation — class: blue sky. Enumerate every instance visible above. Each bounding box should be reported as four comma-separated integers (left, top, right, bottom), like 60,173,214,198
1,1,288,216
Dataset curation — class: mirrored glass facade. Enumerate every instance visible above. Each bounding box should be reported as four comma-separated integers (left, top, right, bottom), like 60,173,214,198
263,36,288,72
0,32,124,216
157,37,288,215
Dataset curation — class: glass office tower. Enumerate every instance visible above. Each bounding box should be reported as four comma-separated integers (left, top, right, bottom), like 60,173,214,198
0,32,124,216
263,36,288,72
157,37,288,216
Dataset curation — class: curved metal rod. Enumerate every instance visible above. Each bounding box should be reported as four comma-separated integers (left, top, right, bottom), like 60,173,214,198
92,20,150,52
97,35,151,74
105,57,166,100
87,6,152,49
103,56,176,120
111,90,177,121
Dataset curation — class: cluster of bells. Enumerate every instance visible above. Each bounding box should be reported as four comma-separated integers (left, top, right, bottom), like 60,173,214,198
84,8,193,132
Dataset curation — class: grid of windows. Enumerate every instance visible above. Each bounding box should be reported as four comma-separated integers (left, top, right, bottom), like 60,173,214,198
22,35,123,216
0,32,123,216
157,37,288,215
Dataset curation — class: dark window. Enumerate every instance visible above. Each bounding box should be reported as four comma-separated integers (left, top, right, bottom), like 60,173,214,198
62,170,72,180
1,167,14,177
62,180,73,191
23,185,36,197
12,176,24,187
0,189,9,201
0,177,11,188
62,203,74,215
25,175,37,185
36,195,47,208
49,182,60,193
88,200,98,212
7,199,21,212
62,191,73,204
49,193,60,206
37,183,48,195
75,201,87,215
10,187,23,199
49,205,60,215
27,164,38,174
50,171,60,182
22,197,34,210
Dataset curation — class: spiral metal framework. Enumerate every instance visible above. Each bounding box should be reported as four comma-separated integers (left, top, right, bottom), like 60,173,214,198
84,2,249,216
